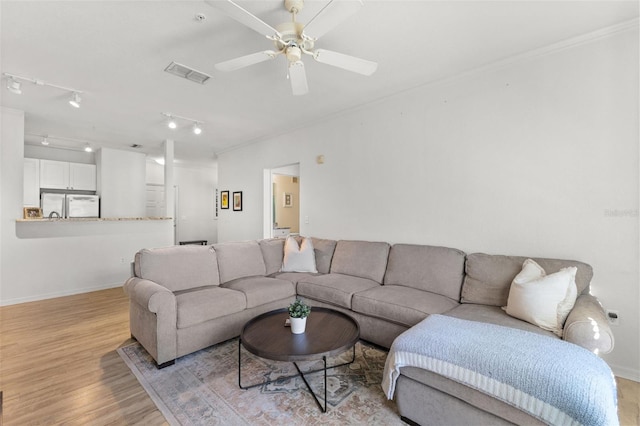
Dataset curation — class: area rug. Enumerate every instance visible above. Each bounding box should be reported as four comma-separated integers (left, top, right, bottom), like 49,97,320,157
118,339,401,425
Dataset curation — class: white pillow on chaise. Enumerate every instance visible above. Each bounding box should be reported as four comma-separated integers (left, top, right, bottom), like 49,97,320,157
280,236,318,273
504,259,578,337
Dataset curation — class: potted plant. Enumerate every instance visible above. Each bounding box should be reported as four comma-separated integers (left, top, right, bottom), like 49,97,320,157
288,298,311,334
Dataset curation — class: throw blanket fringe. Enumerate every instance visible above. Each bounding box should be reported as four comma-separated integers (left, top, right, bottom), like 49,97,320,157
382,315,618,426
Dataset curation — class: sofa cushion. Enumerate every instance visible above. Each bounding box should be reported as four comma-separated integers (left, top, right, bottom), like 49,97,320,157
222,276,295,309
273,272,321,286
444,304,558,338
281,236,318,273
311,237,338,274
134,245,219,292
330,240,390,283
352,285,459,327
259,238,285,275
214,241,266,284
297,273,380,309
461,253,592,307
384,244,466,300
175,286,246,329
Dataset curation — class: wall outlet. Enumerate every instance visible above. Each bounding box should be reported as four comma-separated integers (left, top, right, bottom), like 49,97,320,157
606,310,620,326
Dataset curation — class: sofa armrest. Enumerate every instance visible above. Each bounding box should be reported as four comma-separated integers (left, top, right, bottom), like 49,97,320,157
125,277,175,313
124,277,178,366
563,294,614,355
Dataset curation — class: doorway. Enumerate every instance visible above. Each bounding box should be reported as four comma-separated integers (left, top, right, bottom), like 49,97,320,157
263,164,300,238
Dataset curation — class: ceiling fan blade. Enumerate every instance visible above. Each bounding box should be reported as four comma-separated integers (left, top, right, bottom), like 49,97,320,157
205,0,281,38
288,61,309,96
313,49,377,76
215,51,278,72
302,0,363,40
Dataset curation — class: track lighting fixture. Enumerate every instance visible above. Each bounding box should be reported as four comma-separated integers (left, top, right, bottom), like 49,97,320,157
161,113,203,135
69,92,81,108
6,77,22,94
84,144,93,153
2,72,84,108
41,136,49,146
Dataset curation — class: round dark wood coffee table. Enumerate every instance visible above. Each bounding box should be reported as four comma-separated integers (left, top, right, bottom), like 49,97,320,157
239,307,360,412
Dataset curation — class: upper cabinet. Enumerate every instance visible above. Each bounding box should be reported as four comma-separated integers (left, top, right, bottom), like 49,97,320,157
40,159,96,191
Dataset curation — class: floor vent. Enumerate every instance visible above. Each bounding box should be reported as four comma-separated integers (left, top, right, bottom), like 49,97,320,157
164,62,211,84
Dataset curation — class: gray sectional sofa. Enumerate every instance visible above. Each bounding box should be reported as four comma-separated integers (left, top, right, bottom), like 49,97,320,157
124,237,614,425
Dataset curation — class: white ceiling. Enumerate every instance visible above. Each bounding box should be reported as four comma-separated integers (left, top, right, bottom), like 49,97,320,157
1,1,637,165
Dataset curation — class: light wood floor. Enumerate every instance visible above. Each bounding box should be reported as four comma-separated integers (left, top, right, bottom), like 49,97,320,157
0,287,638,425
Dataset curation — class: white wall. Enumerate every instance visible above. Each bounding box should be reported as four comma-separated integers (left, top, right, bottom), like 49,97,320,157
0,107,174,305
217,28,639,379
97,147,146,218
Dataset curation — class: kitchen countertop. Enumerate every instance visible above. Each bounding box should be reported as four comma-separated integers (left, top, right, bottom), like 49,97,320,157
17,217,172,222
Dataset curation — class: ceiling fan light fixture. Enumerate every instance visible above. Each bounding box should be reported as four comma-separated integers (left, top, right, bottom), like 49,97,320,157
69,92,81,108
7,77,22,94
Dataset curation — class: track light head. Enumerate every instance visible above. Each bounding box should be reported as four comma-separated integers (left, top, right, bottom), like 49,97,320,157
41,136,49,146
167,117,177,129
7,77,22,94
192,122,202,135
84,145,93,152
69,92,81,108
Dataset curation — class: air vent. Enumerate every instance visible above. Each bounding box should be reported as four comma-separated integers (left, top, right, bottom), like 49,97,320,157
164,61,211,84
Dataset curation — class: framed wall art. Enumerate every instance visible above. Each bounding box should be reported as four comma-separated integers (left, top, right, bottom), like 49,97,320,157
233,191,243,211
221,191,230,209
283,193,293,208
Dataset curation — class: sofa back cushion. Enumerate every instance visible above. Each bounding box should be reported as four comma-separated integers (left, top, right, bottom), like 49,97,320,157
214,241,266,283
384,244,466,300
259,238,285,275
134,245,219,292
310,237,337,274
461,253,593,306
330,240,390,283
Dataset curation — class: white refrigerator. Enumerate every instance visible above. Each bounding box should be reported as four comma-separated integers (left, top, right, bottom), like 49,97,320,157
41,193,65,218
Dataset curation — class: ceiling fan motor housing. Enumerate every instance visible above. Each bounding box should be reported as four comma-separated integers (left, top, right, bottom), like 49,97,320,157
275,21,314,52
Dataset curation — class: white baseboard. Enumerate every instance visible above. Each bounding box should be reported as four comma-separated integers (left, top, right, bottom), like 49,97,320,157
611,364,640,383
0,282,122,306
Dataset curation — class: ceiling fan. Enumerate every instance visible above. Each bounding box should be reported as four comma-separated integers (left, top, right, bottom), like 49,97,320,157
206,0,378,95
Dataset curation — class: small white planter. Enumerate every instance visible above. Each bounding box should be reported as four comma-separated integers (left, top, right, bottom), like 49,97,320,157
290,317,307,334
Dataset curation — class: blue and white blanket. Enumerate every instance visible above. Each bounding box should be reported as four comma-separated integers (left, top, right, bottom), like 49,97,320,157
382,315,618,426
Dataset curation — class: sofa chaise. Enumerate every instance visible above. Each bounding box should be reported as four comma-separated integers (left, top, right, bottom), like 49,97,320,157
124,237,614,424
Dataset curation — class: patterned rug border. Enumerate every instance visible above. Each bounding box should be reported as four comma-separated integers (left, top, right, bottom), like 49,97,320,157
117,344,181,426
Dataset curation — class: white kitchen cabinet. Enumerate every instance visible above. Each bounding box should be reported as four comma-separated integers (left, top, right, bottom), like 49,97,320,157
23,158,40,207
70,163,97,190
40,160,96,191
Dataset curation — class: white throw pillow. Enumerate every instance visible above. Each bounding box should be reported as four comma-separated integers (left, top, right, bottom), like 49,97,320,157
505,259,578,337
280,236,318,273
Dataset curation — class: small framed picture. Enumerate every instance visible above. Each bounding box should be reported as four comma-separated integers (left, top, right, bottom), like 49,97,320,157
23,207,43,219
221,191,230,210
233,191,243,211
283,193,293,208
